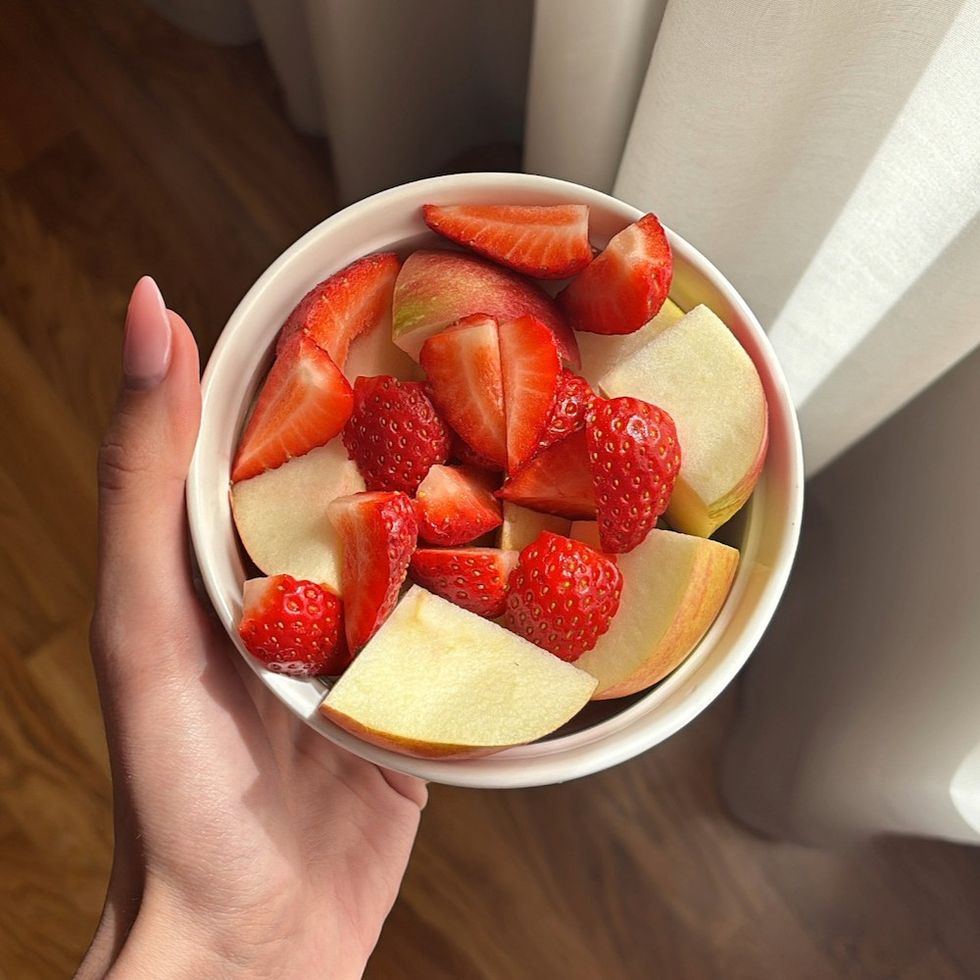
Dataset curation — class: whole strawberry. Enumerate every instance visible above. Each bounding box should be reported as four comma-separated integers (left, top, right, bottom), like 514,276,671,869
537,369,595,455
586,396,681,554
502,531,623,662
238,574,350,676
342,375,451,494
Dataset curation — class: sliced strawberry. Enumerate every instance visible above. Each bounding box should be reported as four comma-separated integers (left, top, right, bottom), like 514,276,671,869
537,369,595,456
392,249,580,368
422,203,592,279
499,315,561,472
327,491,417,651
557,214,672,335
420,314,507,467
276,252,400,367
501,532,623,662
496,430,596,520
239,575,350,677
449,432,503,472
414,465,503,546
409,547,518,619
586,396,681,554
232,334,353,482
341,376,451,494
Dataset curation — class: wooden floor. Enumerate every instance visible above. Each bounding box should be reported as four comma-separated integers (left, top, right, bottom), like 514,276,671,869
1,2,978,977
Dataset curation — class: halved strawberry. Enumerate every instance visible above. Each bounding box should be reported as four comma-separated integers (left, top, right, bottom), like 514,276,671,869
414,465,503,546
232,334,353,482
239,575,350,677
537,369,595,456
327,491,418,652
409,547,518,619
449,432,503,472
420,314,507,467
557,214,672,335
392,249,580,368
342,376,451,494
501,532,623,662
499,315,561,472
496,430,596,520
276,252,400,368
422,204,592,279
586,396,681,553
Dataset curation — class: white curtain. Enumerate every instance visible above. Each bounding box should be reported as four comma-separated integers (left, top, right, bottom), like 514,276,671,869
150,0,980,841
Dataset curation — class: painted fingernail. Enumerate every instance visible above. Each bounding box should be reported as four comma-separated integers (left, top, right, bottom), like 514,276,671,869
123,276,172,389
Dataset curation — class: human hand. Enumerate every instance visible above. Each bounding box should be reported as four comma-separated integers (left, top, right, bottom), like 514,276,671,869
79,278,425,979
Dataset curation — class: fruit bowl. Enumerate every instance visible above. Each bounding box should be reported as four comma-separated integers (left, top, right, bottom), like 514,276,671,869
187,172,803,789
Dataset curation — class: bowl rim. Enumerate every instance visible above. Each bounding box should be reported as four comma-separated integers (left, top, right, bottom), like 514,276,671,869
187,171,804,789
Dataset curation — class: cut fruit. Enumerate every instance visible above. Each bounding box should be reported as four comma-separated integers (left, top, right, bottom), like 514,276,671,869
320,586,597,758
420,314,507,466
276,252,400,369
498,502,570,552
499,315,561,472
328,491,418,652
570,524,739,698
392,249,580,367
496,430,596,520
576,298,685,388
536,369,595,456
343,308,421,383
231,440,365,595
558,214,672,335
414,465,503,547
422,203,592,279
599,304,768,537
409,548,518,619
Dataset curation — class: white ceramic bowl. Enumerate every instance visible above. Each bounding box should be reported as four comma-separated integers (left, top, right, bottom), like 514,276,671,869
187,172,803,789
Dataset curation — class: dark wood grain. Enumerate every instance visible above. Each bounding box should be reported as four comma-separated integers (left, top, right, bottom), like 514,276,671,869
1,1,979,977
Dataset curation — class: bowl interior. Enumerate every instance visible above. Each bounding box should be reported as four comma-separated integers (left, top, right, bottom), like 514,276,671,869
187,172,803,789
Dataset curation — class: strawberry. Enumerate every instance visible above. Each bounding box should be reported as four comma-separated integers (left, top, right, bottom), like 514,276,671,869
422,203,592,279
557,213,672,335
586,396,681,554
501,532,623,662
420,314,507,467
414,465,503,546
341,375,451,494
238,575,350,677
276,252,400,368
496,430,596,520
499,315,561,472
232,333,353,482
328,491,418,651
537,369,595,455
409,547,518,619
449,432,503,472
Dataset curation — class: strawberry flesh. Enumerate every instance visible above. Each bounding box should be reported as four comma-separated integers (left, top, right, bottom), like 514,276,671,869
558,214,672,335
422,204,592,279
501,531,623,661
328,491,418,652
409,547,518,619
232,333,353,482
239,575,350,676
414,465,503,547
586,396,681,554
449,432,504,472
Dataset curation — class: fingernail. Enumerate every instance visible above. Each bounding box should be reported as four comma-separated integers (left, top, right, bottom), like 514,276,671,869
123,276,172,389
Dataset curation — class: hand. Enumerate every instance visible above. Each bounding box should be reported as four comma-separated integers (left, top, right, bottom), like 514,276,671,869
79,278,426,979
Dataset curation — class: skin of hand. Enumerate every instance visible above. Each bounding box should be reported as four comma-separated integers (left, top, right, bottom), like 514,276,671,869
78,278,426,980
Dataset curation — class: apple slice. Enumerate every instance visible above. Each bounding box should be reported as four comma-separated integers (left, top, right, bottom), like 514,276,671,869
499,502,570,552
392,249,580,368
598,304,768,537
320,586,597,757
570,523,739,698
576,297,684,388
231,440,364,595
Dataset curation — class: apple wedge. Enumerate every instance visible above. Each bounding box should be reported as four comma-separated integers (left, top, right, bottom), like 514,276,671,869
499,502,570,552
598,304,768,537
570,523,738,699
231,440,365,595
320,586,597,757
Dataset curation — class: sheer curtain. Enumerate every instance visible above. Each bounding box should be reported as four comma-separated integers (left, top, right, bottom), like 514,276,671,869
150,0,980,841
